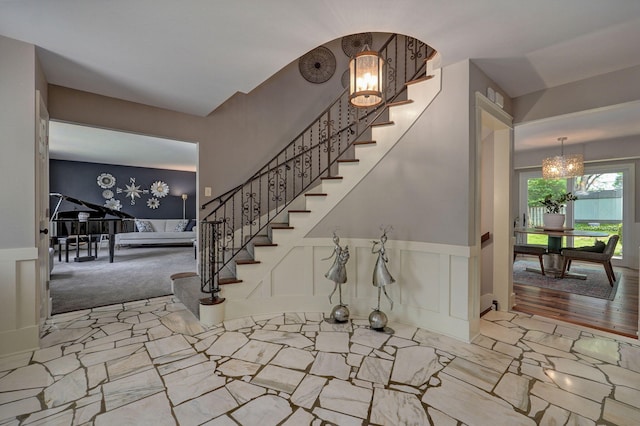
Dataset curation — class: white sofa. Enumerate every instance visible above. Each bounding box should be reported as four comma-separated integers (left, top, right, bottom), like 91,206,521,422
115,219,196,247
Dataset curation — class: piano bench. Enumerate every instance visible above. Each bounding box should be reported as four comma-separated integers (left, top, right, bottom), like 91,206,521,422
63,235,99,262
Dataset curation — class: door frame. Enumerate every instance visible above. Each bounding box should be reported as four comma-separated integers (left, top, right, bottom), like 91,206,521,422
35,90,50,329
475,93,514,312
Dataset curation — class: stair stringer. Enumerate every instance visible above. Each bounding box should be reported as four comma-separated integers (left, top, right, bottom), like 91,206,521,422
217,69,442,318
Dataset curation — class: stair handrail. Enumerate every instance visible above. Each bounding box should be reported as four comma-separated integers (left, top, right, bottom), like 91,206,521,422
200,34,435,301
200,89,380,213
201,33,435,214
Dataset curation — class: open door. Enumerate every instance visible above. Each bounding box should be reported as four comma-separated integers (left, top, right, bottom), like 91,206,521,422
35,91,50,328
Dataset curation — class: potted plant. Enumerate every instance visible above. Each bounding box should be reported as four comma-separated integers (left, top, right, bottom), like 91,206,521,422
539,192,578,229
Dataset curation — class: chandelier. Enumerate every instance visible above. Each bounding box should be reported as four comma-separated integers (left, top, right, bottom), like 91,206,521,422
542,137,584,179
349,46,384,108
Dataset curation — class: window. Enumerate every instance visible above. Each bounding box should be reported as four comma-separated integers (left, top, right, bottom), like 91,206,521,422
518,164,634,265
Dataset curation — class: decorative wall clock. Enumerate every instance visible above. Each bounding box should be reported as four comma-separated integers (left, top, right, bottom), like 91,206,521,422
150,180,170,198
341,33,373,57
299,46,336,84
97,173,116,189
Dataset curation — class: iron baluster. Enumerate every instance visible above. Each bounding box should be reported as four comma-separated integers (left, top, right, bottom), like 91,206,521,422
197,34,431,301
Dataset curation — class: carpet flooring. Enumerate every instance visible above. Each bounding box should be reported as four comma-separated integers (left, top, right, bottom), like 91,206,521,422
513,259,620,300
50,245,196,314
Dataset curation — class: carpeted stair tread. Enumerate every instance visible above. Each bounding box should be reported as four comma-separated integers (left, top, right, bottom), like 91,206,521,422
270,223,293,229
406,74,434,85
236,259,260,265
219,277,243,285
270,225,294,230
170,272,198,280
371,120,394,127
254,242,277,247
387,99,414,107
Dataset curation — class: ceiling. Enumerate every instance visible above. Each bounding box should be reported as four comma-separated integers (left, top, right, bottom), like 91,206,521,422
49,121,197,172
2,0,640,165
514,100,640,152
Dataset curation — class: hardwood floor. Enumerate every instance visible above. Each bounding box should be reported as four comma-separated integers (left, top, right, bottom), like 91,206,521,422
513,263,639,338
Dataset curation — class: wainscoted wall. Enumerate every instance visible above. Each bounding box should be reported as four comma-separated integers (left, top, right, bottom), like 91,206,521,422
50,159,196,219
221,238,479,342
0,248,39,356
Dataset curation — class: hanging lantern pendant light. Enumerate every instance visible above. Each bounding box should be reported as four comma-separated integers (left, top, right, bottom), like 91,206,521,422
349,45,384,108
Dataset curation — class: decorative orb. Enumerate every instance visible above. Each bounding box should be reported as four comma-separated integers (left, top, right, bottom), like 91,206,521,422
369,309,388,330
331,305,350,322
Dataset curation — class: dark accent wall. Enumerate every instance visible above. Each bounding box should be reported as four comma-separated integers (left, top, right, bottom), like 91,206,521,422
50,160,196,219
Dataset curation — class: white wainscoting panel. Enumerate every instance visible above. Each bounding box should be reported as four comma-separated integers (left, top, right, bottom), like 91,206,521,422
220,238,477,342
399,250,440,312
0,247,40,356
271,246,309,297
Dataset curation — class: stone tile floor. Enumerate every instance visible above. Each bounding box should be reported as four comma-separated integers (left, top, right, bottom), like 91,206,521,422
1,296,639,425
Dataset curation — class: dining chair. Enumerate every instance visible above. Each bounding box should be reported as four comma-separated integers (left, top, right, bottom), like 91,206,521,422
513,244,547,275
560,235,619,286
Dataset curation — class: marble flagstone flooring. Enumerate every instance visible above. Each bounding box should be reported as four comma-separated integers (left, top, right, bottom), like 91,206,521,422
1,296,640,425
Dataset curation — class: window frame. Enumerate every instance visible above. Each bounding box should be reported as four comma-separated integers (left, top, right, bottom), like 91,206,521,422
518,162,635,266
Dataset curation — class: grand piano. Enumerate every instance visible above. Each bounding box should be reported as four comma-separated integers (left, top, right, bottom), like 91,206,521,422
50,193,135,263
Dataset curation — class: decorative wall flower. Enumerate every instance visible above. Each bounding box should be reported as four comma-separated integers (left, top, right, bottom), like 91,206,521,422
150,180,170,198
147,198,160,209
97,173,116,189
102,189,114,199
105,198,122,210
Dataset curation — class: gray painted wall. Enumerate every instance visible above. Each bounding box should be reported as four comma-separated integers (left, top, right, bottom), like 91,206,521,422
0,35,37,249
308,59,514,246
513,65,640,123
48,36,354,212
309,60,474,245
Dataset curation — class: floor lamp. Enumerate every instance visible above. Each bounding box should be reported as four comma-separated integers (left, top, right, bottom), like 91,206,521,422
182,194,188,220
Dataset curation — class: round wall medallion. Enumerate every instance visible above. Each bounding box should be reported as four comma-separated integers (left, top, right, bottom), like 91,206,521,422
150,180,170,198
299,46,336,84
102,189,114,199
97,173,116,189
341,70,350,89
147,198,160,209
341,33,373,57
105,198,122,211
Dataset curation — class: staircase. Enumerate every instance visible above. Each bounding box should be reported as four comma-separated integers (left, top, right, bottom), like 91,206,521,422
174,35,442,321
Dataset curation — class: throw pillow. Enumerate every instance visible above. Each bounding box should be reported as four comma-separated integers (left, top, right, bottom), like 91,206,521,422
185,219,197,232
174,219,189,232
135,219,154,232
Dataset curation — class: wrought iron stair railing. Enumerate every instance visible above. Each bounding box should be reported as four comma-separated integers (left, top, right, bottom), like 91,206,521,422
199,33,435,303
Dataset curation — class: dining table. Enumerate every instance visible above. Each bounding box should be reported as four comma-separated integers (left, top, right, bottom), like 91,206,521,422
514,227,609,279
